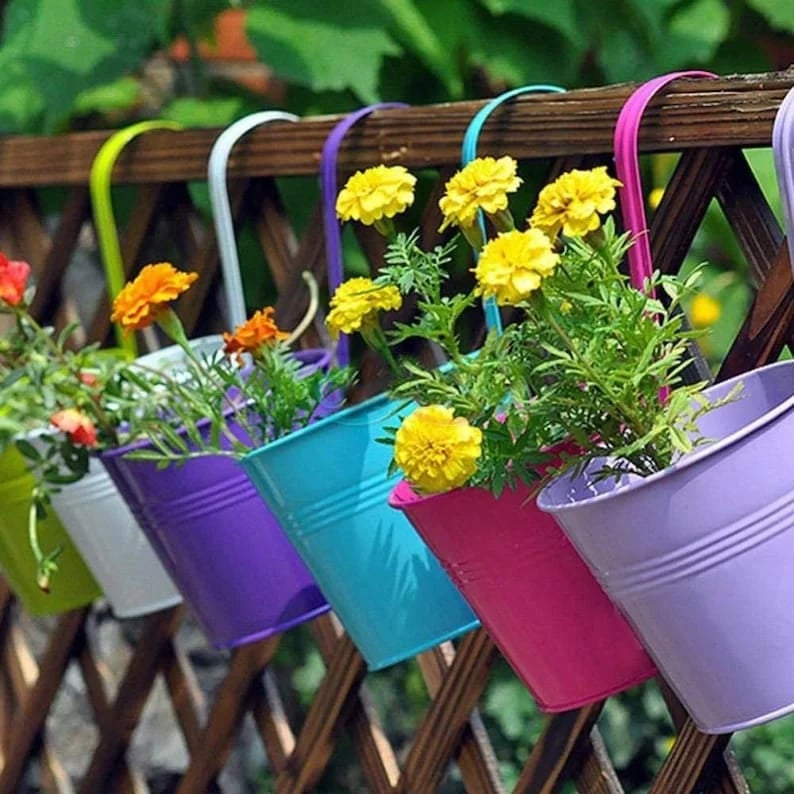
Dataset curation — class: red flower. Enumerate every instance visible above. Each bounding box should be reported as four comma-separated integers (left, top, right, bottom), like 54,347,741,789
0,253,31,306
50,409,98,448
78,371,99,387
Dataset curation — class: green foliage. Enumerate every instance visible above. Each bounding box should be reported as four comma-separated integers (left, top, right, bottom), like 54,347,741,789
747,0,794,33
245,1,400,103
0,0,167,132
1,0,790,133
370,203,728,493
2,2,793,789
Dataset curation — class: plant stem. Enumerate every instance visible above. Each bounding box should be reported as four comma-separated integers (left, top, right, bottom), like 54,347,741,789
285,272,320,346
536,294,653,442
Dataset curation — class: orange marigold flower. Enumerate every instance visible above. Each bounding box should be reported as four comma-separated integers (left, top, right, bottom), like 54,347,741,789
223,307,289,364
51,409,98,448
110,262,198,334
0,253,31,306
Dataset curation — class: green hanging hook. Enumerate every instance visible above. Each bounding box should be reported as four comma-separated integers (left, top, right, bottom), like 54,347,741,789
89,120,184,357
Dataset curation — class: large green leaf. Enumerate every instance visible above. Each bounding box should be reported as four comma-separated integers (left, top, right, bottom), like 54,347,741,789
477,0,585,48
246,0,400,103
747,0,794,33
661,0,731,65
591,0,729,82
161,96,249,128
380,0,463,97
0,0,167,132
468,5,582,87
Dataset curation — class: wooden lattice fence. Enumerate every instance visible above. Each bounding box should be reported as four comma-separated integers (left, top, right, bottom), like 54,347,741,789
0,70,792,792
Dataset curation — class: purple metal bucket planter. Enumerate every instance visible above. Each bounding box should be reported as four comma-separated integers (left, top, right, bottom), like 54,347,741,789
537,359,794,733
389,480,656,712
101,349,335,649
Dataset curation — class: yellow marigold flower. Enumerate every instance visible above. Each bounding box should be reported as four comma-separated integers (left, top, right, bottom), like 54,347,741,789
111,262,198,334
223,307,288,364
325,277,402,340
689,292,721,328
394,405,482,494
474,229,559,306
529,166,622,239
336,165,417,226
439,156,522,232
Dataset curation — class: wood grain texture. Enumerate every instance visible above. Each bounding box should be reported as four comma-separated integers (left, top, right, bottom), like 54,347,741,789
0,73,792,188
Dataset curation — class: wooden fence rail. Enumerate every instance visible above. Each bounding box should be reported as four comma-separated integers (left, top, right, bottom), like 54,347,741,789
0,69,792,792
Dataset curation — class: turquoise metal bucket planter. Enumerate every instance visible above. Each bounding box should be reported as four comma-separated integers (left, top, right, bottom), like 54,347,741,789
240,394,480,670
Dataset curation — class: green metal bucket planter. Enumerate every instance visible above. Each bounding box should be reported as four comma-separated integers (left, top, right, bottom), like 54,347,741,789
0,446,101,614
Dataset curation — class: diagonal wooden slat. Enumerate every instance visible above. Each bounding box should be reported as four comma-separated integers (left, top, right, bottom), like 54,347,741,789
0,607,90,793
249,668,296,776
412,638,505,794
397,629,499,794
74,630,139,792
658,681,749,794
308,614,400,793
274,633,368,793
716,148,784,283
0,597,78,794
250,177,300,294
175,636,282,792
513,702,604,794
575,730,625,794
78,605,184,792
650,721,731,794
649,148,732,277
28,187,91,327
5,190,49,271
718,242,794,379
158,638,206,755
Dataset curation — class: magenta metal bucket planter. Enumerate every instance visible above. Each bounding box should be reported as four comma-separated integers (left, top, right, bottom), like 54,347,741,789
537,360,794,733
390,480,655,711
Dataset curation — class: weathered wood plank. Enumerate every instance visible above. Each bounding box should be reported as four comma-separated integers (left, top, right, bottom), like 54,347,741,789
715,149,784,282
249,669,295,776
650,721,731,794
156,639,205,755
28,187,91,324
574,731,625,794
718,242,794,379
0,73,791,187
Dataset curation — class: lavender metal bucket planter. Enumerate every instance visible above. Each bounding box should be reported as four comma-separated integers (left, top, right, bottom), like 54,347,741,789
537,359,794,733
101,348,334,649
